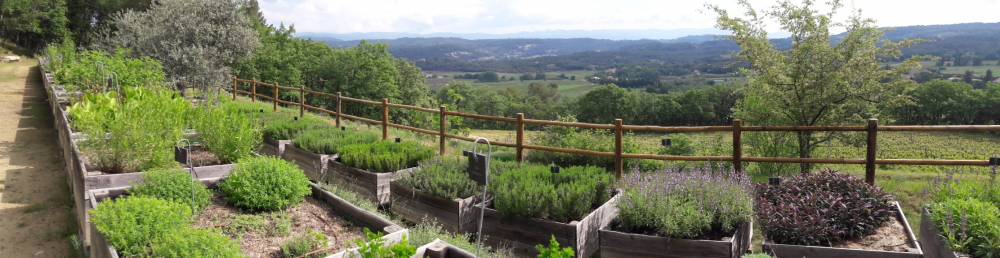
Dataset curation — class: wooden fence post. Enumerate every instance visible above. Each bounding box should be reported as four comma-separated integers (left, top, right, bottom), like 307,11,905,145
382,98,389,140
298,84,305,118
865,118,879,185
273,82,279,112
733,119,743,173
439,105,447,155
336,92,342,127
614,119,623,179
231,77,237,100
516,113,525,163
250,80,257,103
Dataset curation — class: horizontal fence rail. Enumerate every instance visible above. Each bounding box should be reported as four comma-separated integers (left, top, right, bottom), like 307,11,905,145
230,77,1000,184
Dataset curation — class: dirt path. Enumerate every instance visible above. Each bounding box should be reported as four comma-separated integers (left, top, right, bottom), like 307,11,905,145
0,59,76,257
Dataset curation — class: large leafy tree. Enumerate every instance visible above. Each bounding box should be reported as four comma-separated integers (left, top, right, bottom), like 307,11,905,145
99,0,258,95
712,0,918,172
0,0,69,49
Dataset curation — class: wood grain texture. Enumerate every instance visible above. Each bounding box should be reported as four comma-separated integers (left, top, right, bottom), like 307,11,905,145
327,159,406,205
389,180,479,232
599,221,752,258
281,143,333,182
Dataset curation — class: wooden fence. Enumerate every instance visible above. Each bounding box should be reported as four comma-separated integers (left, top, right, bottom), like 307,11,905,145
230,77,1000,185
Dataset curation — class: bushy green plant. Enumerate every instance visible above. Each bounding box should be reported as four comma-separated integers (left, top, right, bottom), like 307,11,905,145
73,87,190,173
930,175,1000,209
352,228,415,258
527,120,661,171
193,102,263,163
397,157,479,199
44,40,77,73
490,164,614,222
293,128,379,155
281,230,328,258
929,199,1000,257
338,141,435,173
756,170,896,246
617,168,753,239
55,49,166,93
131,168,212,212
149,228,243,258
263,115,329,142
219,157,312,211
89,196,193,257
536,236,574,258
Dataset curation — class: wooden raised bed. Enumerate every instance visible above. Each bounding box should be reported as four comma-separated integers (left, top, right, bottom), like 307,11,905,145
762,202,923,258
327,159,415,206
599,220,753,258
415,239,479,258
473,190,620,258
920,207,971,258
282,143,335,182
259,138,289,157
85,181,407,258
389,177,481,233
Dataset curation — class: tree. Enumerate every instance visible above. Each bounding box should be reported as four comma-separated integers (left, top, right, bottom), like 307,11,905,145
985,69,995,83
100,0,258,96
712,0,918,173
0,0,70,49
535,72,546,80
964,70,975,84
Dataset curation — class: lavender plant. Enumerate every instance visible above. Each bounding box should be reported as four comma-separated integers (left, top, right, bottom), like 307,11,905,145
756,170,896,246
617,168,753,239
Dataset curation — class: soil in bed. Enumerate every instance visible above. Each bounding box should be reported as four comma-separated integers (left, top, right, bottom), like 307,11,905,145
185,146,225,167
194,194,365,258
832,218,915,252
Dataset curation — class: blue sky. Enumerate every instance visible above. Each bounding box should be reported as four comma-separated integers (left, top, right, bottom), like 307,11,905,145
259,0,1000,38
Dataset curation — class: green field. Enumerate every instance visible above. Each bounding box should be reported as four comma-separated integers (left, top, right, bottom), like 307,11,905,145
426,70,602,99
942,65,1000,76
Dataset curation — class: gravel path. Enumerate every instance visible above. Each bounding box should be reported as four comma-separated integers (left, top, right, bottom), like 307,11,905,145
0,59,75,257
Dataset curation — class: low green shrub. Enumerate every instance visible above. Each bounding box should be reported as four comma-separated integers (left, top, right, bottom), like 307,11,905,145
929,199,1000,257
755,170,896,246
536,236,574,258
338,141,435,173
293,128,379,155
263,115,330,142
220,157,312,211
193,102,263,163
55,49,166,93
281,230,328,258
131,168,212,212
149,228,242,258
490,164,614,222
527,118,661,171
398,157,521,200
617,168,753,239
353,228,415,258
89,196,193,257
72,87,189,173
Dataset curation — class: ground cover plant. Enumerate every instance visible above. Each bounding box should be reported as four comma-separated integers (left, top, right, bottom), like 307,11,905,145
338,141,435,173
149,227,243,258
293,127,380,154
490,164,614,222
193,101,263,163
89,196,193,257
70,87,190,173
755,170,897,246
352,228,416,258
536,236,574,258
219,156,312,211
280,230,328,258
926,175,1000,257
130,168,212,212
616,168,753,239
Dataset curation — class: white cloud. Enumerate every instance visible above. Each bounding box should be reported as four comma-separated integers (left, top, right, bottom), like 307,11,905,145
258,0,1000,35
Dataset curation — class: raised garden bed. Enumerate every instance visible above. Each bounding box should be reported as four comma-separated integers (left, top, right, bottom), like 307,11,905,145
328,158,413,205
283,143,336,181
762,202,921,258
259,138,289,157
474,191,620,258
600,221,752,258
920,207,970,258
415,239,479,258
85,182,407,258
390,175,481,233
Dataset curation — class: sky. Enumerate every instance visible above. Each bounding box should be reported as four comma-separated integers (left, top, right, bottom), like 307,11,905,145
259,0,1000,38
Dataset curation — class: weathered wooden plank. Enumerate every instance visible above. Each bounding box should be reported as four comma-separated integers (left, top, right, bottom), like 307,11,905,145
281,143,333,182
258,139,289,157
474,191,620,258
762,202,922,258
415,239,479,258
599,221,752,258
920,208,967,258
327,159,407,205
389,180,479,232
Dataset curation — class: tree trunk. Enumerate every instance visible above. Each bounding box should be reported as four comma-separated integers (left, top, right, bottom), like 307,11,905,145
798,131,813,173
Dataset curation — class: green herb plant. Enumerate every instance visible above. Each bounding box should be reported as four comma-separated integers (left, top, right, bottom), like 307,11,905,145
219,157,312,211
338,141,435,173
194,102,263,163
490,164,614,222
89,196,193,257
130,168,212,212
293,128,379,155
281,230,328,258
350,228,415,258
535,236,574,258
149,227,243,258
